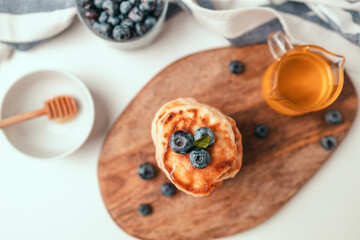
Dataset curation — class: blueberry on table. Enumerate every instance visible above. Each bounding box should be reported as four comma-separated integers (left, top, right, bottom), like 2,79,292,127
321,136,337,150
98,11,109,23
254,124,269,138
102,0,119,16
194,127,215,147
93,0,104,9
137,163,156,180
190,148,211,169
121,18,134,28
170,130,194,154
161,183,176,197
135,22,148,36
128,7,145,22
113,25,132,40
120,1,133,14
229,60,244,74
84,10,98,22
144,16,157,29
138,204,152,216
107,15,120,26
325,110,342,125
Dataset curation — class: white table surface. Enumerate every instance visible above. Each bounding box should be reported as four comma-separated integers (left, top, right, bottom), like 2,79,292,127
1,12,360,240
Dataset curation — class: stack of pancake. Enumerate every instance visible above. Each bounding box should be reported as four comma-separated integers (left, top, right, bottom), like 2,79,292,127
151,98,243,197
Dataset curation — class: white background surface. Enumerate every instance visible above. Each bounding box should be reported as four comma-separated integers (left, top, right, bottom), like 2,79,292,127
1,12,360,240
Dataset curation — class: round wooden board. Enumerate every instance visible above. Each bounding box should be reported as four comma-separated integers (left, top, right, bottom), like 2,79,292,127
98,44,358,240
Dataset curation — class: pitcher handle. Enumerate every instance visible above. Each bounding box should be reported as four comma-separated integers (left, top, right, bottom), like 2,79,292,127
267,31,293,60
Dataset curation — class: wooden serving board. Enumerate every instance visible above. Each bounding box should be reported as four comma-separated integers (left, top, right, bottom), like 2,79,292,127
98,44,358,240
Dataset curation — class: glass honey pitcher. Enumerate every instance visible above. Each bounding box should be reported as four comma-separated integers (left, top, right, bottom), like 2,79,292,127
262,31,345,116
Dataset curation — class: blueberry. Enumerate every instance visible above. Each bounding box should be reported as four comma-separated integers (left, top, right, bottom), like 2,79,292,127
170,130,194,155
154,0,164,16
102,0,119,16
254,124,269,138
107,15,120,26
229,60,244,74
189,148,211,169
98,11,109,23
128,7,144,22
84,10,98,22
81,1,92,10
93,22,112,37
144,16,157,29
325,110,342,125
321,136,337,150
121,18,134,28
113,25,132,40
137,162,156,180
135,22,147,35
129,0,140,5
161,183,176,197
93,0,104,9
120,1,133,14
138,204,152,216
194,127,215,147
139,0,156,12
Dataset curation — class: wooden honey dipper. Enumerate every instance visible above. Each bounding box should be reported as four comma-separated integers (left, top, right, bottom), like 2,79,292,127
0,96,78,128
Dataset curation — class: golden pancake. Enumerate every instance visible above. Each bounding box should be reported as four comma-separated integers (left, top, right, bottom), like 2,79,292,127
151,98,243,197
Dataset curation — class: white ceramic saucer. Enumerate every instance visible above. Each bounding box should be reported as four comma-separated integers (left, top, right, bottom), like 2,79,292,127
0,69,94,160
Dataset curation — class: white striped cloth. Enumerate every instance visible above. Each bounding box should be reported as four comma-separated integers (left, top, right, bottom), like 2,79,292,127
0,0,359,60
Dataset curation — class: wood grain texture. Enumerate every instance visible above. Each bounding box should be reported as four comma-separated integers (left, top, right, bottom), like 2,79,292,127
98,44,358,240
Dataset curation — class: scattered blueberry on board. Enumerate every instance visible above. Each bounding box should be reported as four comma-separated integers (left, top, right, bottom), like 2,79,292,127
325,110,342,125
78,0,164,41
137,162,156,180
254,124,269,138
229,60,244,74
321,136,337,150
161,182,176,197
138,204,152,216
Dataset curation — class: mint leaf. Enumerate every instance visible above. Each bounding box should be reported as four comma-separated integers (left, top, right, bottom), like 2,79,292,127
193,134,210,148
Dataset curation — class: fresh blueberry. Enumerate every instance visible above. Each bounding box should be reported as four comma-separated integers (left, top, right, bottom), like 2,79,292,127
98,11,109,23
121,18,134,28
144,16,157,29
102,0,119,16
139,0,156,12
137,162,156,180
138,204,152,216
81,0,92,10
128,7,144,22
84,10,98,22
254,124,269,138
120,1,133,14
113,25,132,40
321,136,337,150
107,15,120,26
189,148,211,169
129,0,140,5
194,127,215,147
135,22,147,35
93,0,104,9
93,22,112,37
169,130,194,155
229,60,244,74
325,110,342,125
161,183,176,197
153,0,164,16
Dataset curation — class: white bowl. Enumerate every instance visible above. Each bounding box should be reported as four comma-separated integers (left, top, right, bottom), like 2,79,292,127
0,69,95,160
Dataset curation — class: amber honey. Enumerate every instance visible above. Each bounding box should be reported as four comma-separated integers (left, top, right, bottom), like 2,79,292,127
262,45,344,116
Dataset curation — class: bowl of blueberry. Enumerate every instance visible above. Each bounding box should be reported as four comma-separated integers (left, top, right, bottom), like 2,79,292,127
76,0,168,50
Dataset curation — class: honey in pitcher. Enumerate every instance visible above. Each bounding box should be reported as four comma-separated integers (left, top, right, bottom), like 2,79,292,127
262,45,343,116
